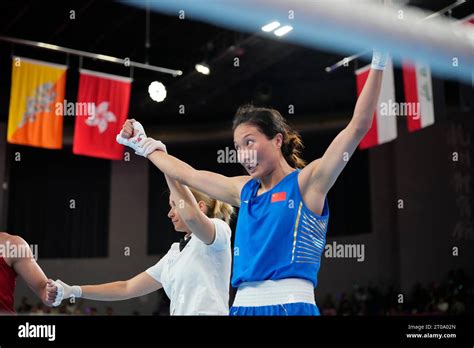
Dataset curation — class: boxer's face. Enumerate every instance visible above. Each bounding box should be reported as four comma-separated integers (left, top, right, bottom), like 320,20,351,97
234,122,283,179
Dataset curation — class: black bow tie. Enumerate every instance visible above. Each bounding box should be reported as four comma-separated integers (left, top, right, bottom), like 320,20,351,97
179,236,191,252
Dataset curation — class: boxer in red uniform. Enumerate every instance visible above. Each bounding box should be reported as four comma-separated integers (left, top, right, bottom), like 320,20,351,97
0,232,57,314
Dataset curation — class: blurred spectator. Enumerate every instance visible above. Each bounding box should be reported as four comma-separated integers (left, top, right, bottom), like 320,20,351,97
317,268,473,316
31,302,50,315
15,268,472,316
321,294,337,316
16,297,32,313
83,307,98,315
338,293,353,316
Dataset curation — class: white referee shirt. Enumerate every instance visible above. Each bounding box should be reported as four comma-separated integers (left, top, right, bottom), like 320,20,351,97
146,218,232,315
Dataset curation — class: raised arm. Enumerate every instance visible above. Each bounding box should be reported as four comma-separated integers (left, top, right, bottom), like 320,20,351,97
165,173,217,244
148,151,250,208
118,119,250,207
150,137,222,244
299,52,387,212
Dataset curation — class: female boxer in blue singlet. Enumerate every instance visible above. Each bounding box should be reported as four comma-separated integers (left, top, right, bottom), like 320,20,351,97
123,50,388,315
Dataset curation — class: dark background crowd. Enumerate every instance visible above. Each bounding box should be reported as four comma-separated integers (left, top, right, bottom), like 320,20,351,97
16,268,472,316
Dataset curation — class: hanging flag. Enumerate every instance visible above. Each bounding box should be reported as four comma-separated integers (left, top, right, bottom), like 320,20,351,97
355,59,397,150
402,61,435,132
72,69,132,160
7,57,67,149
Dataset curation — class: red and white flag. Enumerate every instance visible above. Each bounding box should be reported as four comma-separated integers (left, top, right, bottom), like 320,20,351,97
73,69,132,160
402,61,435,132
355,59,397,150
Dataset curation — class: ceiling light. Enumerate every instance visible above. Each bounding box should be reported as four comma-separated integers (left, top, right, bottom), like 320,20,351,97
261,21,281,32
148,81,167,102
274,25,293,37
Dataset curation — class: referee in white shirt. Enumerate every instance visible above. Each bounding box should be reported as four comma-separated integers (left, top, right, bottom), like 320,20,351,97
50,122,234,315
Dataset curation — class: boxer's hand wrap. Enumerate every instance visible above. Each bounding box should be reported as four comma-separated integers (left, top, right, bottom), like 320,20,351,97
371,49,389,70
53,279,82,307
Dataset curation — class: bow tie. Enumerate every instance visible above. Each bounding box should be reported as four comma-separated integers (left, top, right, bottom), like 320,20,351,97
179,236,191,252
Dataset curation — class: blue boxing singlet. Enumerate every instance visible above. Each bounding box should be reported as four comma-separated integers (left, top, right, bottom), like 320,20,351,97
232,169,329,289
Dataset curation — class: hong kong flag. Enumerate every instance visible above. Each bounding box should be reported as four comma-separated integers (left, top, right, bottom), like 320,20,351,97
73,69,132,160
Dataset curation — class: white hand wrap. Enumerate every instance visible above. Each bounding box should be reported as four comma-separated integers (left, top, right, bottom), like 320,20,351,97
116,121,148,157
53,279,82,307
371,49,390,70
141,138,167,157
116,121,167,158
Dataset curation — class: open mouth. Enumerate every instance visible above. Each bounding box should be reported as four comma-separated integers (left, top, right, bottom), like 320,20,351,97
244,162,259,174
